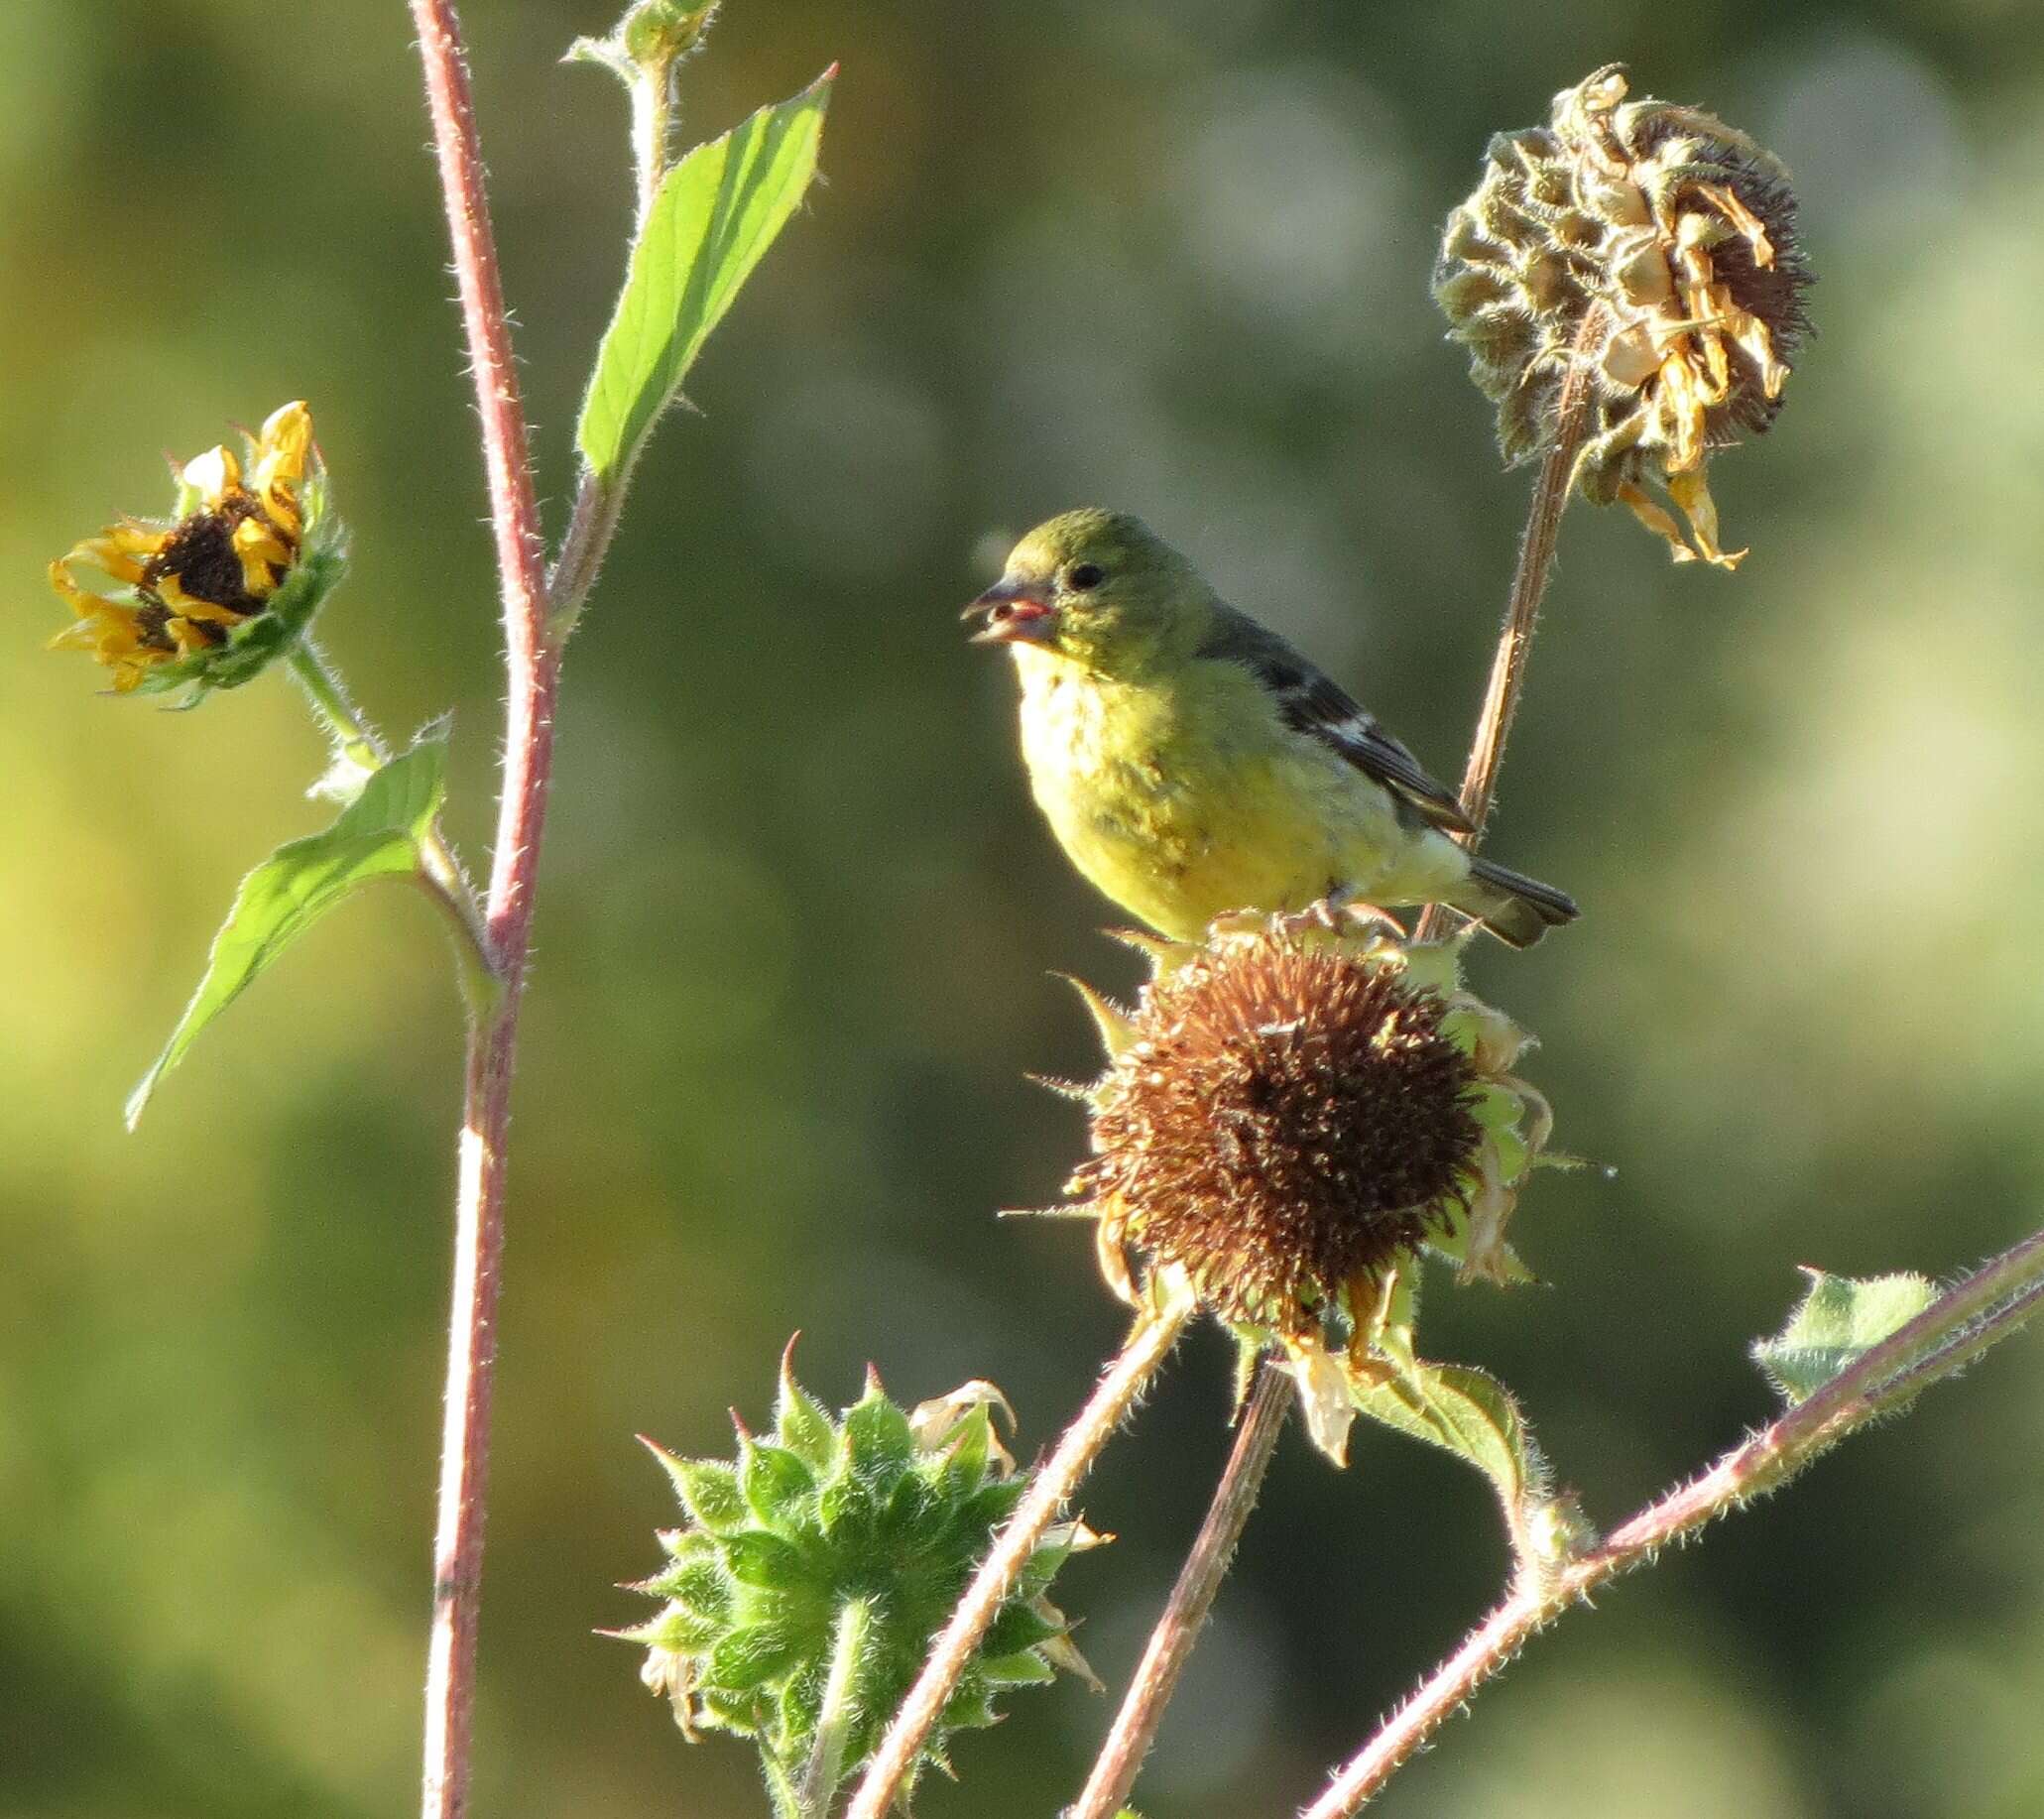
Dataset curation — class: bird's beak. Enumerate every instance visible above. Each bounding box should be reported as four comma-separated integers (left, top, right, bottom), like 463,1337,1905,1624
963,577,1059,647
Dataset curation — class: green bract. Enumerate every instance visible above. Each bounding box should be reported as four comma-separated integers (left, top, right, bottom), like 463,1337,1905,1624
616,1358,1098,1816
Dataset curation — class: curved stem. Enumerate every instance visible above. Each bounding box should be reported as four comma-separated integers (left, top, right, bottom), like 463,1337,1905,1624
287,640,493,983
842,1304,1192,1819
1069,1361,1293,1819
410,7,559,1819
1414,303,1607,943
1298,1222,2044,1818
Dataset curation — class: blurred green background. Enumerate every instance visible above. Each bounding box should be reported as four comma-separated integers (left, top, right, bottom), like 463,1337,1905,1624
6,2,2044,1815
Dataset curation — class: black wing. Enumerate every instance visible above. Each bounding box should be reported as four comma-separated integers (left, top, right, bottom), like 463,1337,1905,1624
1196,604,1474,836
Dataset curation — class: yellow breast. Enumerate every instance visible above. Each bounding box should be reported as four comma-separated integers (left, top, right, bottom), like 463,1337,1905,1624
1009,646,1435,939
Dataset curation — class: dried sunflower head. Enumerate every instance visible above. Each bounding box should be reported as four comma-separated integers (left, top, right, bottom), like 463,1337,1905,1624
1435,64,1811,568
1054,918,1555,1459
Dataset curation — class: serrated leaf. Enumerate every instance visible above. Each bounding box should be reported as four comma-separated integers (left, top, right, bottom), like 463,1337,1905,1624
1349,1357,1539,1516
125,728,448,1127
576,69,833,483
979,1649,1057,1686
1753,1269,1938,1403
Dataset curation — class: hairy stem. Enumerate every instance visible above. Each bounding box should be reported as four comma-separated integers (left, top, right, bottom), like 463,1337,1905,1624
411,6,559,1819
795,1596,874,1819
1070,1360,1293,1819
1414,303,1606,943
843,1304,1192,1819
287,641,493,981
1298,1222,2044,1819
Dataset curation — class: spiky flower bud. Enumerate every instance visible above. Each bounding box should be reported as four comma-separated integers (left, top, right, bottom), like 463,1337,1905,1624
1056,920,1556,1462
615,1356,1097,1816
1434,64,1810,568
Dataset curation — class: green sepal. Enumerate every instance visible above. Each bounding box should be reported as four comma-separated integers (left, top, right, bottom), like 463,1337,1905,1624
1753,1269,1938,1404
707,1622,803,1692
133,538,347,703
672,1459,749,1534
124,724,447,1127
775,1361,837,1473
721,1529,806,1589
982,1601,1061,1656
741,1440,817,1528
979,1649,1057,1686
841,1390,915,1483
576,70,834,484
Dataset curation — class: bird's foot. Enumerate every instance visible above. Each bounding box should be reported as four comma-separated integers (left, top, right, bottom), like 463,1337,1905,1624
1208,899,1407,944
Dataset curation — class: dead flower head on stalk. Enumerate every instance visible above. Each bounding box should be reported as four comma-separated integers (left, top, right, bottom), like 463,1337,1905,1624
1044,915,1560,1465
1434,63,1811,569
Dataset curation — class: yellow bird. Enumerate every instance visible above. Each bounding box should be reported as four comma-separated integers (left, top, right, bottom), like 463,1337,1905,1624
967,509,1577,947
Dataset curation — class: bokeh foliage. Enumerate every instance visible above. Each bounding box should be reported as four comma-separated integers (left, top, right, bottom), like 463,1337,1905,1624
5,2,2044,1816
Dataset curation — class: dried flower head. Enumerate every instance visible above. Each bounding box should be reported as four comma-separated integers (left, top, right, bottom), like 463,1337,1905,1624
1078,937,1478,1332
1434,64,1810,568
615,1354,1097,1813
1064,921,1550,1335
48,402,344,697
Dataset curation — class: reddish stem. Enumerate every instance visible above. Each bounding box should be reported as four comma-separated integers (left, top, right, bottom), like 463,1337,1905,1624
410,6,558,1819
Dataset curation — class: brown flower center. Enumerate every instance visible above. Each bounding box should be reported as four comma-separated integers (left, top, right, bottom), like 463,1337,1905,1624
1083,940,1483,1332
141,497,272,617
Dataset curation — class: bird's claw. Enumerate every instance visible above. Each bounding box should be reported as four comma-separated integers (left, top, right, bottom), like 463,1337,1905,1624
1207,899,1407,944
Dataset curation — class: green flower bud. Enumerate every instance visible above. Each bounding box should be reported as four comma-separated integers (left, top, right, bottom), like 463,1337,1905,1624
614,1353,1099,1815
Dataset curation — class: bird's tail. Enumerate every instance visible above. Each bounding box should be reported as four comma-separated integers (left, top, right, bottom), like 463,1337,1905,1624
1450,858,1579,949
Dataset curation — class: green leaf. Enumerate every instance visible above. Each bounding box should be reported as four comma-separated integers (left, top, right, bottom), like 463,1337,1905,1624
1753,1269,1938,1403
1349,1358,1542,1517
125,727,448,1127
576,68,834,483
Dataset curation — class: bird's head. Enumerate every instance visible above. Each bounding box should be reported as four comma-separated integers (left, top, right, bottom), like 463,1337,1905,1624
965,509,1209,676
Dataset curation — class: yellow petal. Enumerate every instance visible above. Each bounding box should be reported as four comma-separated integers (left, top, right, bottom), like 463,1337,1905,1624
180,443,240,504
251,401,312,526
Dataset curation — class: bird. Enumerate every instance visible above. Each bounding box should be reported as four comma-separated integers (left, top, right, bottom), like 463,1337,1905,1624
965,508,1577,948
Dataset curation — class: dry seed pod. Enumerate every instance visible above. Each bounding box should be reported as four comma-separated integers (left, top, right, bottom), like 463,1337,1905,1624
1434,64,1811,568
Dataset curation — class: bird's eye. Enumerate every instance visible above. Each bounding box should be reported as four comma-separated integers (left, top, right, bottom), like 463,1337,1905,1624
1066,562,1105,591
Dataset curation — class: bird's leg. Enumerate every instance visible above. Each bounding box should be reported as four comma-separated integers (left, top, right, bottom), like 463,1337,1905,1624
1209,893,1407,945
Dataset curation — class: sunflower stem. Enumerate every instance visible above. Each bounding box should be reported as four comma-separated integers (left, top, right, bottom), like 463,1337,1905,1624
1069,1359,1292,1819
410,8,560,1819
842,1302,1192,1819
1297,1221,2044,1819
286,640,494,999
796,1596,874,1819
1413,303,1607,944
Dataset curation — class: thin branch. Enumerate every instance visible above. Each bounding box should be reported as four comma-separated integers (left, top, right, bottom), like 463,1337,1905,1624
1069,1361,1293,1819
842,1304,1193,1819
1414,303,1607,943
1298,1222,2044,1818
410,7,563,1819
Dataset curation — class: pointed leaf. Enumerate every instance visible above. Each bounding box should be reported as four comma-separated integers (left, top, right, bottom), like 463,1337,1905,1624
1753,1269,1937,1403
576,70,834,482
1348,1357,1541,1517
126,728,448,1126
742,1440,816,1526
774,1363,837,1473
